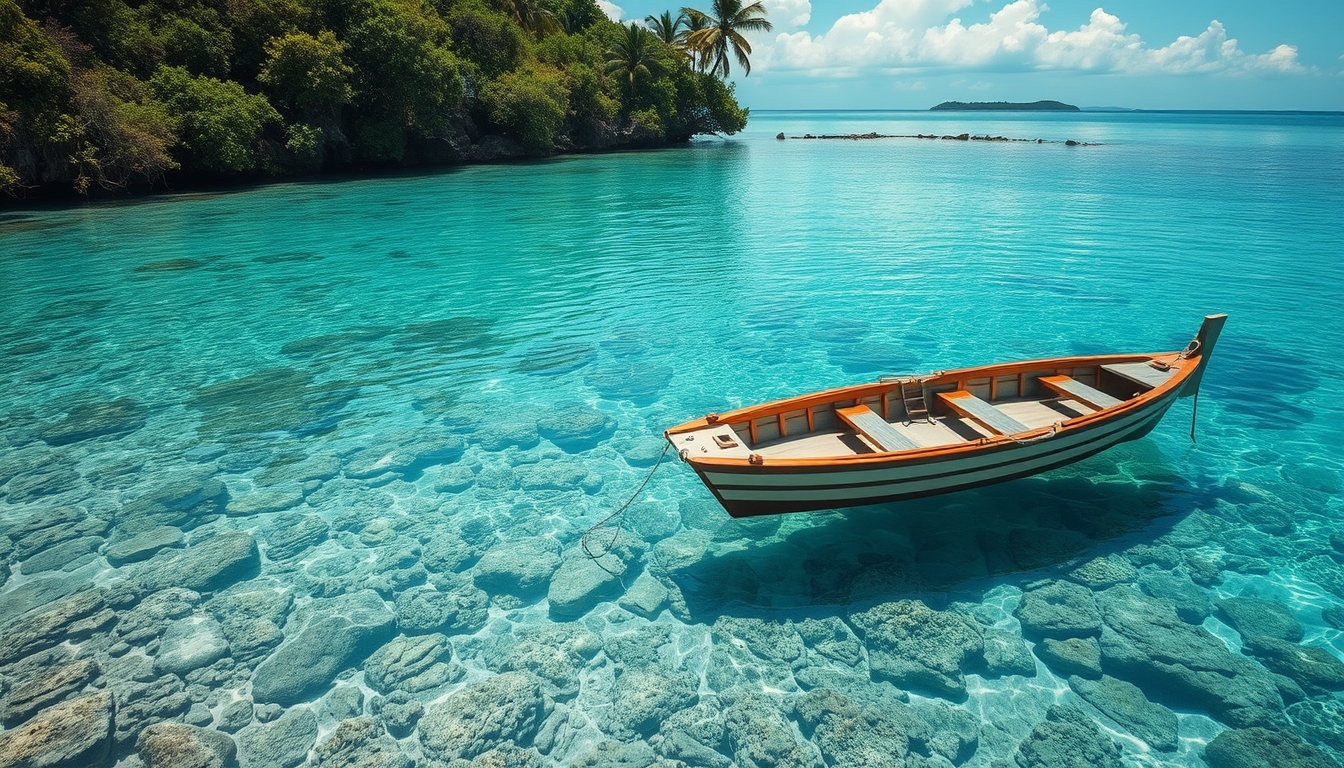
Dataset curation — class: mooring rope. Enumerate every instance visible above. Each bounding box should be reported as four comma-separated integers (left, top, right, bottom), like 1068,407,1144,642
1006,422,1061,445
581,442,672,576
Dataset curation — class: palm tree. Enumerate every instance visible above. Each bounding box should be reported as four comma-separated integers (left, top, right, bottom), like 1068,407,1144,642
500,0,561,39
681,7,710,72
645,10,689,46
605,22,661,92
684,0,771,78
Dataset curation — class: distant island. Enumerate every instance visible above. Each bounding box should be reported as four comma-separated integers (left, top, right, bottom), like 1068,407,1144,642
931,101,1080,112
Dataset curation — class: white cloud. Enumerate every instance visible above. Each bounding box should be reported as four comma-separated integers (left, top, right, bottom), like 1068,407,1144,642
763,0,811,29
756,0,1305,77
596,0,622,22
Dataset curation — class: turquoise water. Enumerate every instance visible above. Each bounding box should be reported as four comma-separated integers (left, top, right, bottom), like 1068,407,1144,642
1,111,1342,767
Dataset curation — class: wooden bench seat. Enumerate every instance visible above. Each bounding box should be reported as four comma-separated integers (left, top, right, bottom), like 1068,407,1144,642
835,405,919,452
1038,374,1122,410
937,390,1029,436
1101,362,1176,390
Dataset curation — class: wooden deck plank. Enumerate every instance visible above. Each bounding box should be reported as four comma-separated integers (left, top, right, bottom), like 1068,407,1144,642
937,391,1030,436
835,405,920,452
1038,374,1123,410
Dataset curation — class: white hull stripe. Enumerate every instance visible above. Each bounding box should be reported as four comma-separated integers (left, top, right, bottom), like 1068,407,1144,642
716,407,1167,502
703,393,1177,490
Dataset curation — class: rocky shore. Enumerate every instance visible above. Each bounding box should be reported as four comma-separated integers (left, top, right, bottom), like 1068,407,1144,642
778,132,1099,145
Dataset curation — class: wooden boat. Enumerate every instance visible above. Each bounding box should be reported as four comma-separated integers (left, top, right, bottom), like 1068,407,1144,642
665,314,1227,517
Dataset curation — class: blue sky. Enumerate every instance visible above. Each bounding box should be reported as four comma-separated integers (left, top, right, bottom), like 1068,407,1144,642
599,0,1344,110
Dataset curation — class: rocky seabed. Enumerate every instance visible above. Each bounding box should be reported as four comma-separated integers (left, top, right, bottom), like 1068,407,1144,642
0,392,1342,768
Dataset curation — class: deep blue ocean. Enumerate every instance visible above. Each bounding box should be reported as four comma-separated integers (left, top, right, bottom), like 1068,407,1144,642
1,110,1342,767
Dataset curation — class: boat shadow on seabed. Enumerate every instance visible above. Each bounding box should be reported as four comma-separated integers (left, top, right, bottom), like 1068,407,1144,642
660,440,1204,620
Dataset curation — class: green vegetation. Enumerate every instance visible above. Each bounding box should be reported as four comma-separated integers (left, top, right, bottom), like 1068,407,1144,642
0,0,759,197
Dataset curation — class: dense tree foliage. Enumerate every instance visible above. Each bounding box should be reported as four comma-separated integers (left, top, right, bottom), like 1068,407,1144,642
0,0,753,197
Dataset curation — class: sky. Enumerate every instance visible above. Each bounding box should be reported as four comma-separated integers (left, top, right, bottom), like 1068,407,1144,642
598,0,1344,110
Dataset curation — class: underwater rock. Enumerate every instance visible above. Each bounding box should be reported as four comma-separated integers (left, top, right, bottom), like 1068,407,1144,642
1068,675,1178,752
134,530,259,593
0,654,99,726
226,485,304,517
136,722,237,768
426,463,476,493
40,397,147,445
624,501,681,539
0,690,114,768
20,535,102,574
261,513,328,561
153,615,230,676
371,691,424,738
1013,705,1121,768
478,624,601,698
418,671,548,762
617,570,669,618
536,404,616,452
570,739,669,768
236,707,318,768
584,361,673,403
105,526,185,566
8,507,109,561
981,627,1037,677
850,600,984,700
365,633,461,694
109,672,192,749
218,699,253,732
251,589,395,705
517,460,602,493
321,686,364,722
395,580,488,636
0,588,111,664
1095,586,1282,728
724,694,821,768
605,666,698,739
115,475,228,535
476,419,541,452
797,616,865,670
1,465,83,503
1286,699,1344,758
1203,727,1338,768
1014,580,1102,639
713,616,805,665
1215,596,1304,642
1240,636,1344,695
473,538,561,599
615,435,668,468
419,529,476,573
548,547,626,619
653,700,730,767
1067,555,1137,589
1037,637,1102,679
312,716,412,768
205,588,293,662
914,699,980,764
115,587,198,645
1136,566,1211,623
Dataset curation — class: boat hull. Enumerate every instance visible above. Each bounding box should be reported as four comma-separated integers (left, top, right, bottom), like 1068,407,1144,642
692,386,1178,517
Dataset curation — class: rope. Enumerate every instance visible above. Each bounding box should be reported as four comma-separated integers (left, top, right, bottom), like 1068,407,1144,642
1189,389,1199,443
581,442,671,576
1006,422,1061,445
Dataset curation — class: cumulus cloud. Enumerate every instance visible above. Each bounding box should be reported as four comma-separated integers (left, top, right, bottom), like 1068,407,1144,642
596,0,622,22
760,0,1304,76
763,0,811,29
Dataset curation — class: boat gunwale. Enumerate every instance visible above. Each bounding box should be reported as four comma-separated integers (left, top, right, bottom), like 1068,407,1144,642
665,349,1198,469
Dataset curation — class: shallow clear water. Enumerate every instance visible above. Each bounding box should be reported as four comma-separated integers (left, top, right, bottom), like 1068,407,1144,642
1,111,1342,767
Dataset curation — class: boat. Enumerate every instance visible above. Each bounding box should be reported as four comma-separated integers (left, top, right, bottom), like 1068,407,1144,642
665,314,1227,517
